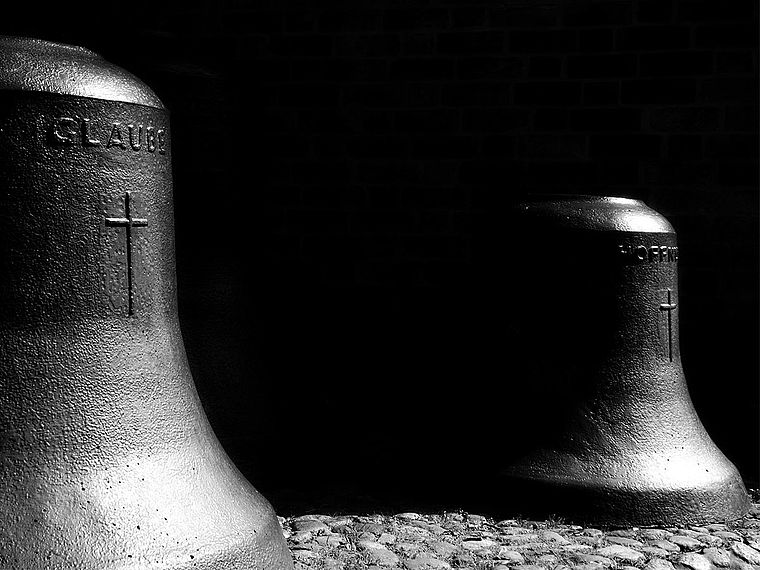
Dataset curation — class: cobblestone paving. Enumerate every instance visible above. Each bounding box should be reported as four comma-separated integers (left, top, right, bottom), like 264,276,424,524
282,503,760,570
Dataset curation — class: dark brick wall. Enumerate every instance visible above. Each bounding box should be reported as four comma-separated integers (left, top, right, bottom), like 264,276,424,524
4,0,757,512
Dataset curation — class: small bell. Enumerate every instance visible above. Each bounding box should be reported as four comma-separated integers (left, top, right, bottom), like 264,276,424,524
496,195,750,525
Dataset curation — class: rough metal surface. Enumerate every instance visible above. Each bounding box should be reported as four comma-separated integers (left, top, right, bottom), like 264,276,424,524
282,501,760,570
0,37,293,569
0,36,163,106
493,196,750,525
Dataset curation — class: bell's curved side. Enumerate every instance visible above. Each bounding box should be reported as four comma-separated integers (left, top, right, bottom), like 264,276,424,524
497,195,750,526
0,37,293,569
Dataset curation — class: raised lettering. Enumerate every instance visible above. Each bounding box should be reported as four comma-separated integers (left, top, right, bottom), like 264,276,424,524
106,122,127,149
127,124,142,151
617,243,679,264
81,118,100,147
157,129,167,154
50,117,78,144
46,116,167,155
146,127,156,152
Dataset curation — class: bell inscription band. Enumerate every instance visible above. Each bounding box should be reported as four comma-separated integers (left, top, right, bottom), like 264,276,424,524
0,37,293,569
499,195,750,525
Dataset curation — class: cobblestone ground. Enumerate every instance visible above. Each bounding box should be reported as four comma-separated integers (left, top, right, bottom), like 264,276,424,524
282,503,760,570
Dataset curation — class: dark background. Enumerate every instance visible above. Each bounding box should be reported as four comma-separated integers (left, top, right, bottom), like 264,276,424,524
3,0,757,514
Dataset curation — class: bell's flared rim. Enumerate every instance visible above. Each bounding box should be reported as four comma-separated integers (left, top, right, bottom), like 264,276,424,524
0,35,164,109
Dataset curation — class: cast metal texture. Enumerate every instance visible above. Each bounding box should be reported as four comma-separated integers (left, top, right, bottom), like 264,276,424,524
499,195,750,526
0,37,294,569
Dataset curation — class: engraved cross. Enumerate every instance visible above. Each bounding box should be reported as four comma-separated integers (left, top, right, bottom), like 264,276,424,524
105,191,148,315
659,289,677,362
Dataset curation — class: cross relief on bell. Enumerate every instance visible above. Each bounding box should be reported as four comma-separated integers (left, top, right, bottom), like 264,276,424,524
659,288,678,362
104,191,149,316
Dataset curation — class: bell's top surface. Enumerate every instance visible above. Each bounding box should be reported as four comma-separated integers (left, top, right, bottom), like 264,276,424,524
0,36,164,108
517,194,675,234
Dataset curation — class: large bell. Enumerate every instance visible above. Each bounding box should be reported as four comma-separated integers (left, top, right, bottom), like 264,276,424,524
0,37,293,569
496,195,750,525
